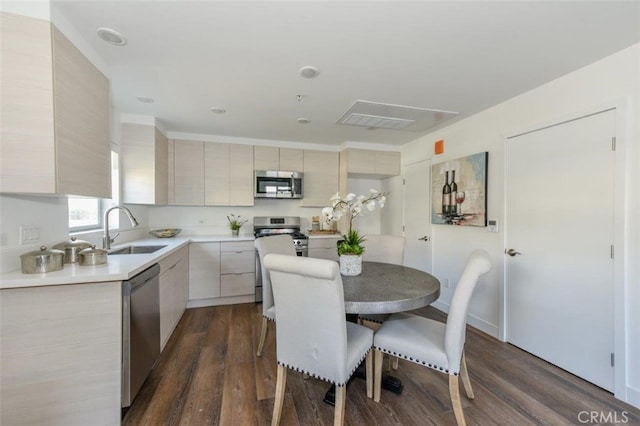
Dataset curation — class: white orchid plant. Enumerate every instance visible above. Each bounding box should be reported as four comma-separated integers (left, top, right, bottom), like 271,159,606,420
322,189,388,256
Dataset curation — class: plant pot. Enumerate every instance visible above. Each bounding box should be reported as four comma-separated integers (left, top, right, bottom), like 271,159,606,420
231,229,239,236
339,254,362,276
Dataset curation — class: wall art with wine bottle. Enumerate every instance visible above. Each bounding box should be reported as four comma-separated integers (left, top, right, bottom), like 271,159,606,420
431,151,488,226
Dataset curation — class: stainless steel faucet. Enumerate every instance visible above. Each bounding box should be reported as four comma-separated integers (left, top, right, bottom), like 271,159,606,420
103,205,139,250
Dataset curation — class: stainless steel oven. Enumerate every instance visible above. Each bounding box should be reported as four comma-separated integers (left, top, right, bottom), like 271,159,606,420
254,216,308,302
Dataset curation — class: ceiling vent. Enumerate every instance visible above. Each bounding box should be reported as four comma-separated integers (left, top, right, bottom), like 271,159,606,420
336,100,458,132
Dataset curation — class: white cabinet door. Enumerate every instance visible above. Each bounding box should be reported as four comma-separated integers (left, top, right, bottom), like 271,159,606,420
279,148,303,172
188,242,221,299
308,237,340,261
228,144,254,206
254,146,279,170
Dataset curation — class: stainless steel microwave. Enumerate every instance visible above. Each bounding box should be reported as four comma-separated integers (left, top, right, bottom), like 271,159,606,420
255,171,303,199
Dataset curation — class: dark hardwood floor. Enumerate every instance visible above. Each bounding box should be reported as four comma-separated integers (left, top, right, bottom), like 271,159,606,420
123,303,639,425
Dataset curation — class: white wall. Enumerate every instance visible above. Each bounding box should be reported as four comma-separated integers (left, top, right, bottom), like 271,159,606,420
401,43,639,407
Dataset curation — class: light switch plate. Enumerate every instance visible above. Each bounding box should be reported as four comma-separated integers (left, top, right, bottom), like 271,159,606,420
487,220,498,233
20,225,41,244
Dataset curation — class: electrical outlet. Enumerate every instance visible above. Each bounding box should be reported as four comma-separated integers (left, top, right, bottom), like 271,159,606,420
488,219,499,233
20,225,41,245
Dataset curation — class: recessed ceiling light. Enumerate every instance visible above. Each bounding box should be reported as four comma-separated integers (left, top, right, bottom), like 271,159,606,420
210,107,226,114
96,27,127,46
299,66,320,79
136,96,154,104
297,118,311,124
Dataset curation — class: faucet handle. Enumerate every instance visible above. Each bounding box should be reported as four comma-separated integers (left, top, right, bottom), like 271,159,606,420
110,232,120,243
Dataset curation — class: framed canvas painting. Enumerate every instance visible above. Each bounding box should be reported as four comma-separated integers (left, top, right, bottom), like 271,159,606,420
431,151,488,226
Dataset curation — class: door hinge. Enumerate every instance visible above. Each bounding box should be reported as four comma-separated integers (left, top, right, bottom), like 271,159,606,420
612,136,616,151
402,225,405,232
611,352,615,367
611,245,614,259
403,178,406,185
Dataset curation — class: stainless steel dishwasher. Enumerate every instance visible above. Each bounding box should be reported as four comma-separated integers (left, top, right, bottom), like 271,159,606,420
122,264,161,407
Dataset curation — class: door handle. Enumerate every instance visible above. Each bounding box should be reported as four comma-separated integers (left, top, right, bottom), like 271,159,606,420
418,236,430,241
505,248,521,257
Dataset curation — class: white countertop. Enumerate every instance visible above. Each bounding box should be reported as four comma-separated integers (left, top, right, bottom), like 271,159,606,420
0,234,255,290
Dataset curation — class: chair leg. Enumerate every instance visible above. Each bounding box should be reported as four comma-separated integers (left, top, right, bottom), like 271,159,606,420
449,375,466,426
271,365,287,426
334,384,346,426
460,353,474,399
373,349,384,402
257,317,268,356
365,350,373,398
391,356,399,370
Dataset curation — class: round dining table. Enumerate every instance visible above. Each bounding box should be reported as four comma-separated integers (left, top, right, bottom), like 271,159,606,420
341,261,441,315
323,261,441,405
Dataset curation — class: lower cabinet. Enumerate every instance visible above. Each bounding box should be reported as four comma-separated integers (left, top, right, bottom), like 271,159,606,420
0,281,122,425
159,245,189,349
220,241,255,297
308,236,340,261
188,240,256,307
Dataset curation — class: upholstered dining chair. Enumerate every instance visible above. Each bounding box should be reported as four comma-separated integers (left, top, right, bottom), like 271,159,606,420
263,253,374,426
254,234,297,357
359,234,405,326
372,249,491,426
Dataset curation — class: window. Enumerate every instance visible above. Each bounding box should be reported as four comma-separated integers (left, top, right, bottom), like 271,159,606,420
68,151,120,232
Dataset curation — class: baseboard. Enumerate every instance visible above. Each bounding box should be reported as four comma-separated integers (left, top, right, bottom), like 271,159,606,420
187,295,255,309
627,385,640,409
430,300,499,338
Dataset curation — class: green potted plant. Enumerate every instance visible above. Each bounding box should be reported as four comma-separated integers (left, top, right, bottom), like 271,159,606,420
323,189,388,276
227,214,248,236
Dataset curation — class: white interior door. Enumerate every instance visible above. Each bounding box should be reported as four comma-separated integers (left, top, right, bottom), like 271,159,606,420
505,109,616,391
403,159,432,272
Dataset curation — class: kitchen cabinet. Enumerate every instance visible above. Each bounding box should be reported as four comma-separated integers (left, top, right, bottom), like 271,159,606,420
171,139,205,205
220,241,255,297
188,242,221,300
308,236,341,261
302,150,339,207
340,148,401,177
254,146,304,172
121,123,168,205
0,12,111,197
0,280,121,425
205,143,254,206
170,140,253,206
159,245,189,350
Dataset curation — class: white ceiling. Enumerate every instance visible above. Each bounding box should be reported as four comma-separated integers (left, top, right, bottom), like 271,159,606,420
50,1,640,147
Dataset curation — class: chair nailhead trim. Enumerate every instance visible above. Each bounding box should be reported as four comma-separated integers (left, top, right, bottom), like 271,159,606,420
263,315,275,322
373,346,458,376
278,349,371,386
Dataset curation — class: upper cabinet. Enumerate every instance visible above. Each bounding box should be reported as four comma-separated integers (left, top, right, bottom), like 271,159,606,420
121,123,168,205
254,146,303,172
169,140,254,206
0,12,111,198
302,150,339,207
205,142,254,206
340,149,401,178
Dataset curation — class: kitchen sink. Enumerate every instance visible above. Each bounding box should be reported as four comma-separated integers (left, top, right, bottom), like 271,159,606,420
108,245,167,255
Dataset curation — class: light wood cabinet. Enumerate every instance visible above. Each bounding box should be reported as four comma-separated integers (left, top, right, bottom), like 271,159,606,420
0,281,121,425
254,146,303,172
308,237,341,261
121,123,168,205
220,241,255,297
188,242,221,300
0,12,111,197
205,142,254,206
341,149,401,178
302,150,340,207
159,245,189,350
172,139,204,205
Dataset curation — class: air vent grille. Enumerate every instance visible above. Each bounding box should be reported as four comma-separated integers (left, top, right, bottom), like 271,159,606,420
337,100,458,132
